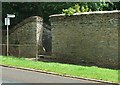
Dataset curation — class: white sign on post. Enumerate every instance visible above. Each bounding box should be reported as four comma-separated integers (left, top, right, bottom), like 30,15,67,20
5,18,10,26
7,14,15,18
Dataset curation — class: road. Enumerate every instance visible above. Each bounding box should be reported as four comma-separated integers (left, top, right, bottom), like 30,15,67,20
1,66,112,84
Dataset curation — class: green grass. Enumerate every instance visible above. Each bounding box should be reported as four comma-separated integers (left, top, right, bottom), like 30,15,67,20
0,56,119,83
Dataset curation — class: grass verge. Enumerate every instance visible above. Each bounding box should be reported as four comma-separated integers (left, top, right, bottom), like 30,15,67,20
0,56,119,83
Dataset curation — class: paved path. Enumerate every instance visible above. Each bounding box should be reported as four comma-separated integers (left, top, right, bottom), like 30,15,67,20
1,66,99,83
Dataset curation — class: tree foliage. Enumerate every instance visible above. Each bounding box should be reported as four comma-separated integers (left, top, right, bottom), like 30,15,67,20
2,2,120,29
62,2,120,16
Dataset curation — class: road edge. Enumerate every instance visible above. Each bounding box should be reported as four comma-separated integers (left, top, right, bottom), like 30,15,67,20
0,64,119,85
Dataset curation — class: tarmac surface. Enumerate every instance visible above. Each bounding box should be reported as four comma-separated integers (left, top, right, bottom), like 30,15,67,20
1,66,115,85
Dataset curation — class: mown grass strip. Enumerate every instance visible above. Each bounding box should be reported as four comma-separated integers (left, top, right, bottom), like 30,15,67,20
0,56,119,83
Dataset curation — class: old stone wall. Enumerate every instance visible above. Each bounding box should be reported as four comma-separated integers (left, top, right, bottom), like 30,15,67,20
2,16,52,57
50,11,119,69
3,16,44,58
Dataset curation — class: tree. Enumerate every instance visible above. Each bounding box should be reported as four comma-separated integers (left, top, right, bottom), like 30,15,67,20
2,2,120,29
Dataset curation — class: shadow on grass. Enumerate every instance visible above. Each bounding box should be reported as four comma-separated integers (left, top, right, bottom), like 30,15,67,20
26,55,119,70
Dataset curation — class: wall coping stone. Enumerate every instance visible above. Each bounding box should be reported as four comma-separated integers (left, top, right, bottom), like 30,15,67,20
50,10,120,17
10,16,43,34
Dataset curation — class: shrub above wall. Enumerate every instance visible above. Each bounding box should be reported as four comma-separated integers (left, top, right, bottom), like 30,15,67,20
2,2,120,29
50,10,120,69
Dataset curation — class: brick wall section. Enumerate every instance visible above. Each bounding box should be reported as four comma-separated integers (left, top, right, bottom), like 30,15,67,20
5,16,44,58
50,11,120,69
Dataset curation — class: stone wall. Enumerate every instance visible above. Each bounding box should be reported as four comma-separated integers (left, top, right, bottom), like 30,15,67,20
2,16,52,57
3,16,44,58
50,11,120,69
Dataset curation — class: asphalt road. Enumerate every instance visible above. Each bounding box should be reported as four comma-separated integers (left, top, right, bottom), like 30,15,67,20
1,66,116,85
1,66,100,83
